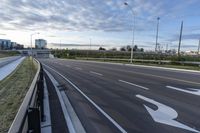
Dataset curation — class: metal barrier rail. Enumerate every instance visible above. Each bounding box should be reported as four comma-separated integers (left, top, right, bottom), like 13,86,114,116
76,57,200,66
8,59,44,133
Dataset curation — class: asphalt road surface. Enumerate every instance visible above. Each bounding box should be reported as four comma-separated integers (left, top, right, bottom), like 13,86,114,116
39,58,200,133
0,56,21,68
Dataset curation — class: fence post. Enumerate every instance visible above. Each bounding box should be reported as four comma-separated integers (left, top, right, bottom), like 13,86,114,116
37,65,44,122
28,107,41,133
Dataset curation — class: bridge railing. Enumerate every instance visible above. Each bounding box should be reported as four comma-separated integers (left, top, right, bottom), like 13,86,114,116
8,59,44,133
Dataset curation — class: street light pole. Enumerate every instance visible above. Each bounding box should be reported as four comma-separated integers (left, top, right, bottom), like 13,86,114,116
198,39,200,55
30,32,39,77
30,32,40,56
155,17,160,52
124,2,135,63
178,21,183,57
90,38,92,50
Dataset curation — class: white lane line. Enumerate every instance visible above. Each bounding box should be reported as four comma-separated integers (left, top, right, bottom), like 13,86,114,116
136,94,200,133
43,64,127,133
166,86,200,96
118,80,149,90
89,71,103,76
75,67,82,70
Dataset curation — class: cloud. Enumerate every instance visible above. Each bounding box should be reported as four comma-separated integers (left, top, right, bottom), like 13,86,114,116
169,33,200,42
50,43,109,47
0,0,198,32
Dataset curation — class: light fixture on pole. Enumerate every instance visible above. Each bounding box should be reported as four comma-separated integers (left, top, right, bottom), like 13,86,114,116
124,2,135,63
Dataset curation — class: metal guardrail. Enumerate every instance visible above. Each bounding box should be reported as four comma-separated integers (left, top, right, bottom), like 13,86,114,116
77,57,200,66
8,59,44,133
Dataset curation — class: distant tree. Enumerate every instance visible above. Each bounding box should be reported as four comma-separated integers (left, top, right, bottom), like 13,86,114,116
133,45,138,51
120,47,126,51
99,47,106,51
110,47,117,51
126,45,131,51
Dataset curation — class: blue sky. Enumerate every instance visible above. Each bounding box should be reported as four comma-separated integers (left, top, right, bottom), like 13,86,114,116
0,0,200,51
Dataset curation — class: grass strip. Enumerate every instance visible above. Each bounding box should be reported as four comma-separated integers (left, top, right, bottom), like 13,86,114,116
0,57,37,133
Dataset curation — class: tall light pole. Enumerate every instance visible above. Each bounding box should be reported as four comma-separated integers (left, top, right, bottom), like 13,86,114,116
30,32,39,78
90,38,92,50
178,21,183,57
124,2,135,63
198,39,200,55
30,32,40,56
155,17,160,52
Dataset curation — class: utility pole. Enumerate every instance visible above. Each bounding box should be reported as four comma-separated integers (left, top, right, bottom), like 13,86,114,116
90,38,91,50
155,17,160,52
166,43,168,52
60,40,61,50
178,21,183,57
198,39,200,55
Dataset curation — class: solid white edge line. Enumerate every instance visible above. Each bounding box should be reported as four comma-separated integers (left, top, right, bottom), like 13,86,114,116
119,79,149,90
89,71,103,76
44,69,76,133
43,64,127,133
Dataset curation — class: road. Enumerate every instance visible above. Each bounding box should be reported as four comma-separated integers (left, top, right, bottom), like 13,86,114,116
0,56,21,68
39,58,200,133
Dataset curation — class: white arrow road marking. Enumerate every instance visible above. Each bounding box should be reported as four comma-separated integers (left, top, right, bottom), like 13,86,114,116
136,94,200,133
166,86,200,96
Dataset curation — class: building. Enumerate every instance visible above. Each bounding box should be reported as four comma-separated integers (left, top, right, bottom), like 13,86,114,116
0,39,11,50
0,39,24,50
35,39,47,49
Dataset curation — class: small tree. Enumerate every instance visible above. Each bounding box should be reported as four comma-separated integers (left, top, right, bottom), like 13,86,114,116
120,47,126,51
99,47,106,51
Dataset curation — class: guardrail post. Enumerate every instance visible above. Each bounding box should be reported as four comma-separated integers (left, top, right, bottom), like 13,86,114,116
28,107,41,133
38,65,44,122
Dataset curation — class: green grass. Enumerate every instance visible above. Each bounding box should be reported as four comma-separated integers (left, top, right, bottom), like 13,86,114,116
0,51,20,58
0,57,38,133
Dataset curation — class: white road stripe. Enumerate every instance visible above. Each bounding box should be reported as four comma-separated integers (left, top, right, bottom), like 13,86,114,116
166,86,200,96
118,80,149,90
89,71,103,76
75,67,82,70
43,64,127,133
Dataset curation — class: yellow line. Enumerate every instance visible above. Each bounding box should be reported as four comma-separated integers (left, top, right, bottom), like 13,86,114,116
130,71,200,85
